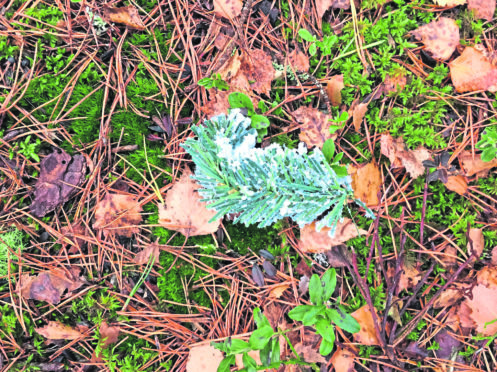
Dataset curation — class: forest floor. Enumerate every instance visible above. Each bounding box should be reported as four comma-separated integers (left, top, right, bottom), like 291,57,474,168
1,0,497,371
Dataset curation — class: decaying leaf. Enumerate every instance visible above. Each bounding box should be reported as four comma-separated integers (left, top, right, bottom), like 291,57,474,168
134,243,160,265
316,0,350,19
476,266,497,288
397,261,422,293
467,0,496,21
293,106,335,149
101,5,145,30
444,175,468,195
94,193,142,238
295,342,327,363
36,321,87,340
412,18,459,60
433,283,469,308
380,133,432,178
348,161,381,207
213,0,243,19
449,47,497,93
459,284,497,336
269,284,290,299
19,268,84,305
459,150,497,178
325,245,353,268
202,90,232,118
352,103,368,132
326,75,344,107
98,322,120,349
288,49,310,72
30,149,86,217
299,219,366,254
330,346,355,372
434,329,462,361
158,170,221,237
350,305,381,345
383,70,407,94
186,344,224,372
467,228,484,261
491,246,497,266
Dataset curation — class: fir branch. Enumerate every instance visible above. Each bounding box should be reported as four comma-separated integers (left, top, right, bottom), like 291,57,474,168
182,110,373,236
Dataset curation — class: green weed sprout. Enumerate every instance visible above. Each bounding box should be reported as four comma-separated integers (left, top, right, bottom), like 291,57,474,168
212,270,360,371
0,228,24,277
288,269,360,355
182,109,373,237
476,126,497,162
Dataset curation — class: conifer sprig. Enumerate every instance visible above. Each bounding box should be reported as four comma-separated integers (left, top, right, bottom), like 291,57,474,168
182,110,372,236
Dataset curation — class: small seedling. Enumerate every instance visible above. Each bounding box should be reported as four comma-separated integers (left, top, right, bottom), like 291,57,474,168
228,92,270,142
476,126,497,162
298,29,338,57
198,73,230,91
288,269,360,356
9,135,41,163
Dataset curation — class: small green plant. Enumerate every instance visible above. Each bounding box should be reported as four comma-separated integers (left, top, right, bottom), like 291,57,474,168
228,92,270,142
476,126,497,162
0,228,24,277
298,29,338,57
9,135,41,163
198,73,229,91
288,269,360,355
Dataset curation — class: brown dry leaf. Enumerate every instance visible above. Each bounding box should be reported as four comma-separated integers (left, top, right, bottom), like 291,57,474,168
295,342,327,363
293,106,335,149
459,150,497,178
330,346,355,372
202,90,232,118
186,344,224,372
491,247,497,266
449,47,497,93
36,321,86,340
352,103,368,132
288,49,310,72
398,261,422,293
30,149,86,217
350,306,381,345
99,322,120,348
213,0,243,19
434,283,470,308
460,285,497,336
348,161,381,207
468,0,496,21
94,193,142,238
380,133,431,178
326,75,344,107
412,18,459,60
433,0,466,5
158,170,221,237
316,0,350,18
382,70,407,94
134,243,160,265
19,268,84,305
444,175,468,195
240,49,276,96
476,266,497,288
101,5,145,30
299,220,366,254
269,284,290,299
467,228,484,260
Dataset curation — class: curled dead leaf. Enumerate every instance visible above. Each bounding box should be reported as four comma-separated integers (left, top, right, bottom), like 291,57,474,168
94,193,142,238
467,0,495,21
460,284,497,336
330,346,355,372
158,170,221,237
380,133,431,178
412,18,459,60
134,243,160,265
326,75,344,107
449,47,497,93
36,321,87,340
467,228,484,261
186,344,224,372
288,49,310,72
350,305,381,346
352,102,368,132
459,150,497,178
101,5,145,30
299,219,366,254
383,70,407,95
269,284,290,299
213,0,243,19
444,175,468,195
348,161,381,207
293,106,335,149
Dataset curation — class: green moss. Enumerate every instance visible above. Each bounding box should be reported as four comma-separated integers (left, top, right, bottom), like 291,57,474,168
223,221,282,255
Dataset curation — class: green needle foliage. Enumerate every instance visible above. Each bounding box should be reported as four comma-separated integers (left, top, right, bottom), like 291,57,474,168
182,110,373,236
